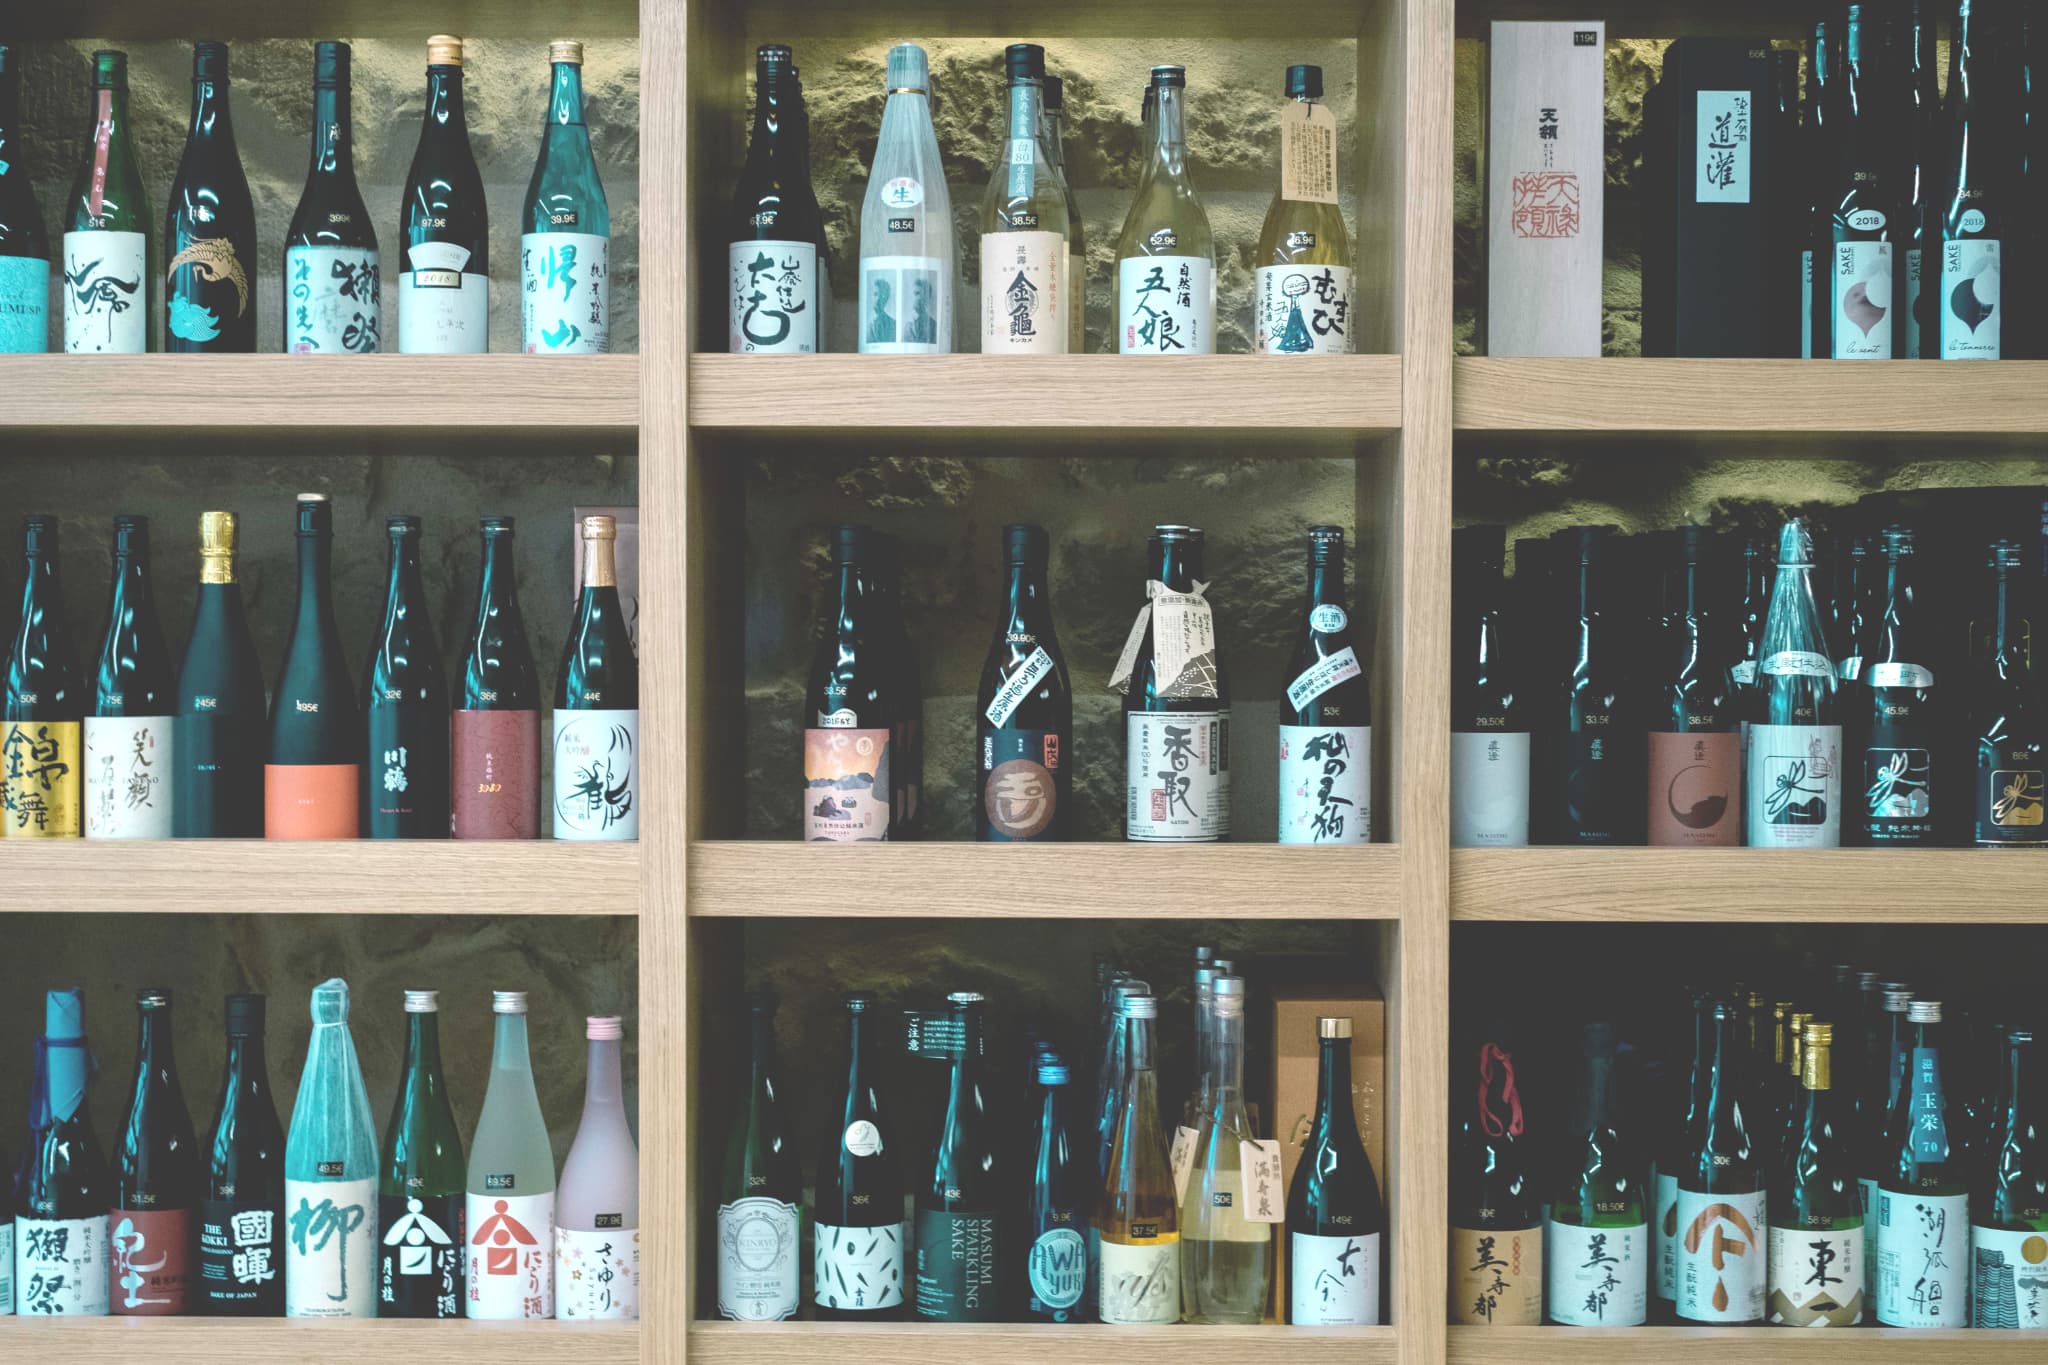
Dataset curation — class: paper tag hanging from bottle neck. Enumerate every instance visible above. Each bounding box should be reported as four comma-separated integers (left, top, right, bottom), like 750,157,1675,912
1238,1138,1286,1223
902,1011,977,1062
1170,1125,1198,1202
1108,579,1217,698
1280,101,1340,206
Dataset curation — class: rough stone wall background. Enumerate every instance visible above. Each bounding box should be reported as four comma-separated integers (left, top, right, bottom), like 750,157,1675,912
13,38,640,353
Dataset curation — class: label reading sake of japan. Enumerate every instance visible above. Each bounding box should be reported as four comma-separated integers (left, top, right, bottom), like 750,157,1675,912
285,245,381,354
980,727,1062,841
804,726,890,841
859,253,949,354
63,230,146,353
913,1208,1000,1321
1451,731,1531,847
84,715,172,839
198,1199,281,1309
1875,1189,1968,1327
980,230,1063,353
984,647,1056,728
1118,255,1215,354
1768,1224,1863,1326
1098,1236,1179,1323
1646,730,1740,847
377,1193,462,1318
399,240,488,355
1028,1225,1087,1319
1279,724,1368,845
1674,1188,1765,1323
1833,239,1894,360
1746,723,1842,848
521,232,609,354
111,1207,195,1314
1286,645,1363,714
553,708,638,841
1942,235,2000,360
2,718,82,836
0,255,49,353
284,1177,374,1318
1450,1224,1541,1325
1654,1171,1680,1299
813,1221,903,1312
1126,711,1230,841
1546,1220,1647,1326
1170,1125,1199,1201
557,1225,639,1320
1292,1230,1379,1325
1255,263,1353,354
15,1214,110,1316
1696,91,1752,203
467,1192,554,1319
1970,1225,2048,1328
718,1196,799,1321
730,239,818,353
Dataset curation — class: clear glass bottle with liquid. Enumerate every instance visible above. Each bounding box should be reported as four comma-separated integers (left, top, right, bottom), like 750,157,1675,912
1178,975,1272,1323
1115,65,1215,355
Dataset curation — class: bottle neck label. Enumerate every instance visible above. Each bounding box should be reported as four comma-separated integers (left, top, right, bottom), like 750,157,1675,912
984,646,1056,728
1286,644,1362,713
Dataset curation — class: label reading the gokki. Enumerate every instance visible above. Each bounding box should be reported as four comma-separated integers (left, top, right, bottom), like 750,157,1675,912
1255,263,1353,354
1126,711,1229,841
2,718,82,836
286,245,381,353
521,231,609,354
981,231,1064,352
553,708,638,840
1971,1224,2048,1327
718,1196,799,1321
1769,1224,1863,1326
1647,730,1740,846
284,1177,374,1317
558,1224,639,1319
1546,1220,1647,1325
111,1207,195,1314
199,1197,284,1311
1674,1188,1765,1323
377,1193,462,1318
914,1208,1001,1321
399,240,488,354
453,709,540,839
1876,1189,1968,1326
63,230,147,353
1279,724,1368,844
813,1220,902,1312
859,252,949,353
0,255,49,354
1451,730,1531,847
14,1214,110,1315
805,724,890,841
1293,1230,1379,1325
729,240,818,353
1942,234,1999,360
1450,1224,1541,1325
84,715,172,838
467,1191,554,1319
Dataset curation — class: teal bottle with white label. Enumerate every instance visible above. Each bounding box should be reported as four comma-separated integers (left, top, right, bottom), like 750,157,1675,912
0,44,48,353
1936,0,2006,360
858,44,953,354
284,42,379,354
283,978,377,1318
522,41,609,355
401,37,489,354
1821,5,1898,360
1876,999,1969,1328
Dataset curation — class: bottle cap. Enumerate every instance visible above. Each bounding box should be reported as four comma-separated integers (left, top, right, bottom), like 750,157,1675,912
1318,1016,1352,1040
831,523,871,563
1803,1021,1833,1046
1212,958,1233,975
1884,987,1913,1012
1194,967,1217,997
1003,522,1049,565
1151,64,1187,88
1043,73,1064,110
1005,43,1046,82
885,43,928,93
94,50,128,89
1154,522,1203,542
387,514,421,534
493,990,529,1015
199,510,237,553
1907,999,1942,1023
1213,976,1245,1016
136,988,172,1010
1881,523,1915,556
842,991,876,1013
587,1015,624,1040
295,495,332,536
112,514,149,552
1287,64,1323,99
193,40,229,82
551,40,585,64
428,35,464,67
1989,539,2024,569
1123,994,1158,1019
311,978,351,1026
2011,1027,2036,1045
1037,1058,1070,1085
45,988,85,1041
582,514,617,541
225,993,265,1034
947,990,986,1007
404,989,439,1013
1858,970,1880,988
313,40,350,88
480,514,515,534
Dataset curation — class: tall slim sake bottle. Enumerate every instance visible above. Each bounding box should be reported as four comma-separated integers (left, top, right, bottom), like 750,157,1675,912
557,1015,638,1319
467,991,556,1319
1115,65,1215,354
174,512,265,837
1674,999,1766,1325
163,42,256,353
455,517,541,838
1255,65,1354,354
284,41,380,354
362,517,449,839
14,989,111,1316
400,37,489,352
1876,999,1968,1327
62,51,149,354
1972,1027,2048,1327
378,990,465,1317
522,42,610,354
858,44,953,354
1746,519,1842,846
113,989,201,1315
5,515,83,837
268,494,360,839
284,979,376,1318
86,515,174,838
554,515,638,839
198,993,285,1315
980,44,1069,352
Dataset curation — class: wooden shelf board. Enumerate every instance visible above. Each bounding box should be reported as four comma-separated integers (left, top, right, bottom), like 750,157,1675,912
1454,358,2048,436
714,0,1379,39
1447,1326,2048,1361
1451,847,2048,921
688,1321,1396,1362
687,354,1402,434
12,0,640,39
0,355,639,434
0,1318,637,1361
0,840,639,915
688,840,1404,917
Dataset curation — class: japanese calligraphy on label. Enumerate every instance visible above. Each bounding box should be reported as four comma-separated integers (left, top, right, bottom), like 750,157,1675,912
1117,255,1214,354
522,232,609,354
1286,645,1362,713
84,715,172,839
1291,1231,1379,1325
980,231,1064,353
1279,99,1340,204
63,230,146,353
1768,1224,1863,1326
1546,1220,1647,1325
1674,1188,1765,1323
984,646,1056,728
1876,1189,1967,1327
14,1215,109,1316
285,245,381,354
1255,263,1352,354
3,718,82,836
1279,724,1368,845
729,241,819,353
284,1178,374,1317
1125,711,1230,841
1695,90,1752,203
552,708,638,840
1238,1139,1285,1224
1450,1225,1540,1325
558,1225,638,1320
467,1191,555,1319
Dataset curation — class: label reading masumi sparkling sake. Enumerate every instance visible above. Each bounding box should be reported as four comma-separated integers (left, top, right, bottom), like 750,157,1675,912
1098,1236,1178,1323
1696,91,1752,203
730,240,818,353
981,230,1063,353
913,1208,1000,1321
0,255,48,353
805,725,890,840
1546,1220,1647,1325
111,1207,196,1314
1292,1230,1379,1325
1971,1225,2048,1327
521,232,608,354
63,230,146,352
1126,711,1230,841
814,1221,903,1312
84,715,171,839
1942,235,2000,360
1450,1224,1541,1324
553,708,637,840
284,1177,374,1317
1451,730,1531,847
859,253,949,353
557,1225,639,1320
1876,1189,1968,1327
377,1194,462,1318
1279,724,1368,844
1255,263,1353,354
14,1214,110,1315
1747,723,1842,847
1674,1188,1765,1323
399,241,488,354
467,1192,554,1319
1647,730,1740,846
1833,238,1894,359
718,1197,799,1321
1118,255,1214,354
1654,1171,1680,1300
3,718,82,836
1769,1224,1863,1326
285,246,381,353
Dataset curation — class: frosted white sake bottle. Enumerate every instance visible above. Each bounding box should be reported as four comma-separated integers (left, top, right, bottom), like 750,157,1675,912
465,990,557,1318
283,978,378,1318
555,1014,639,1319
857,43,955,354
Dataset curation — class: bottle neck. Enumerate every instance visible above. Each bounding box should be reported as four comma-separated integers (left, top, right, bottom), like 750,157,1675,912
749,69,794,163
584,1035,623,1112
582,534,618,592
947,1008,984,1110
1307,548,1345,610
383,534,426,621
1804,1040,1832,1093
223,1030,266,1093
1122,1013,1155,1077
1706,1013,1744,1126
844,1009,873,1104
1314,1036,1361,1146
0,60,19,139
1210,1008,1245,1110
1007,79,1043,147
1152,82,1188,161
309,83,353,178
1043,104,1067,170
491,1012,532,1074
189,74,234,142
295,529,333,624
548,61,587,129
426,67,467,137
1578,1052,1615,1133
2007,1039,2036,1135
1156,540,1202,592
1004,556,1051,629
748,1014,777,1090
19,545,59,622
135,1006,176,1094
1988,567,2024,674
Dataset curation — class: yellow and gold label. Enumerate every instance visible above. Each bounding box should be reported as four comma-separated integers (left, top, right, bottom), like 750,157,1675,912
1450,1224,1542,1325
3,719,82,836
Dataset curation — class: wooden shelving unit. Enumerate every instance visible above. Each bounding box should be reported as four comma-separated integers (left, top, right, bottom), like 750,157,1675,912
2,1319,638,1361
687,1321,1399,1362
1445,1327,2048,1361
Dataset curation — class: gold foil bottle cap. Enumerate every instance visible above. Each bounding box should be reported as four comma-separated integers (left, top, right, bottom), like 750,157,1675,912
1804,1022,1833,1046
550,40,584,64
199,510,237,583
428,35,464,67
582,514,617,541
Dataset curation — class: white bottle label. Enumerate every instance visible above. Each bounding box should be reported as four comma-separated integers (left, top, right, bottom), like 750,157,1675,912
1125,710,1230,841
285,245,382,354
553,708,638,840
1832,239,1894,359
1746,723,1843,847
858,253,950,354
717,1196,800,1321
1941,237,2000,360
1286,646,1363,713
1971,1224,2048,1327
1255,263,1353,354
1451,731,1531,847
1028,1225,1087,1316
1653,1170,1679,1299
1170,1124,1198,1201
285,1177,375,1318
1905,246,1923,358
1876,1188,1968,1327
1695,91,1752,203
980,230,1065,353
13,1214,109,1316
62,230,147,353
399,241,488,354
1546,1219,1647,1326
1097,1238,1178,1323
1290,1230,1378,1325
985,646,1056,728
1279,724,1368,844
1769,1224,1863,1325
521,232,609,354
1117,254,1215,354
466,1191,554,1319
0,255,48,354
83,715,173,839
1673,1188,1765,1323
1859,1176,1878,1277
555,1224,638,1320
813,1220,904,1312
730,240,819,353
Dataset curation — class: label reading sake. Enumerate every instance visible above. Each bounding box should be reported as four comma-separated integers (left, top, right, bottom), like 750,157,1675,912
1971,1225,2048,1327
1747,723,1842,847
718,1196,799,1321
467,1192,554,1319
1876,1189,1967,1327
913,1208,1000,1321
1833,239,1893,359
14,1214,110,1315
553,708,638,840
1098,1236,1178,1323
1451,730,1531,847
1906,247,1923,358
730,240,818,353
859,252,948,353
981,230,1063,353
1028,1224,1087,1319
1255,263,1352,354
198,1198,283,1311
84,715,172,839
1768,1224,1863,1326
1654,1171,1679,1299
1674,1188,1765,1323
1942,236,1999,359
1695,91,1752,203
399,241,488,354
1647,730,1740,846
2,718,82,836
979,726,1063,842
285,245,381,353
521,232,608,354
284,1177,374,1317
1279,724,1368,844
63,230,146,352
805,725,889,840
1546,1219,1647,1325
557,1225,639,1320
1292,1230,1379,1325
0,255,49,353
1118,255,1214,354
813,1220,903,1312
111,1207,196,1314
1450,1224,1541,1324
1126,710,1230,841
377,1193,462,1318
